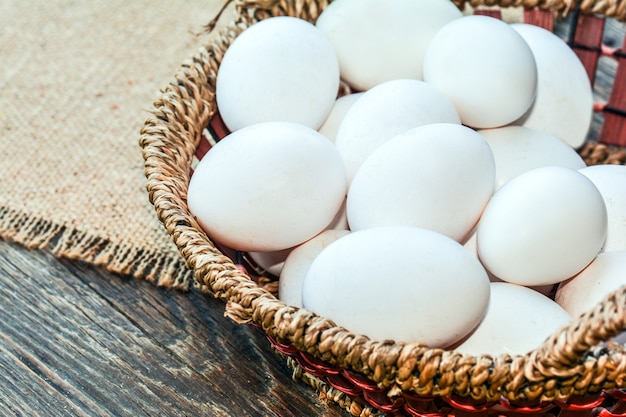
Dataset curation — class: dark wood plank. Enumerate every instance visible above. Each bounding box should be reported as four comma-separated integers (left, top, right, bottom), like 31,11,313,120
0,239,347,417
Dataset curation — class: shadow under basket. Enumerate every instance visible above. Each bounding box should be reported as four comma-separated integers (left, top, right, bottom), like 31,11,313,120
140,1,626,416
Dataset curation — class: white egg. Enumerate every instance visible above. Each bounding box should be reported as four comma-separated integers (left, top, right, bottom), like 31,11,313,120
187,122,347,252
477,166,607,286
347,123,494,242
454,282,571,356
334,79,460,184
555,251,626,318
279,229,350,308
478,125,586,190
511,23,593,149
579,164,626,252
247,247,293,277
302,226,491,347
325,198,349,231
463,231,557,296
318,93,363,142
216,16,339,131
423,15,537,128
315,0,462,90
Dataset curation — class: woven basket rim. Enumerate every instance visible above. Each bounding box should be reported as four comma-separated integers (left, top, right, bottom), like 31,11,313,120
139,0,626,405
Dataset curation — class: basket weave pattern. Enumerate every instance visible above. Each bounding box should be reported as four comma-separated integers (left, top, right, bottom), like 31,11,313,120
140,1,626,415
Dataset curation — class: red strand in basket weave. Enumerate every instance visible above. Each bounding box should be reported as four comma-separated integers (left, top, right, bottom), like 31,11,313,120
273,323,626,416
264,329,626,417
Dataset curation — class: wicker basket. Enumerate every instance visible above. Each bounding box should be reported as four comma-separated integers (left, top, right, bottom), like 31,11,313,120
140,1,626,415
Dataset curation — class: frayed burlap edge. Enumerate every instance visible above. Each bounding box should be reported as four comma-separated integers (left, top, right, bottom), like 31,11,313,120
0,206,198,292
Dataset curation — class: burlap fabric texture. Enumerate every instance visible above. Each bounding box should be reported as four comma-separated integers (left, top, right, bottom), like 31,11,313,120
0,0,235,290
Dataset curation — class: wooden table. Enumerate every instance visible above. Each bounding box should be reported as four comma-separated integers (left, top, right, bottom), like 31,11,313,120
0,239,346,416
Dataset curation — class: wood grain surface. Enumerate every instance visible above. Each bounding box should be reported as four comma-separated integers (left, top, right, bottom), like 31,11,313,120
0,239,346,416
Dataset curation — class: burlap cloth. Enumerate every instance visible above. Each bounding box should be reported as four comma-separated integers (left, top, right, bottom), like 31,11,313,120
0,0,232,290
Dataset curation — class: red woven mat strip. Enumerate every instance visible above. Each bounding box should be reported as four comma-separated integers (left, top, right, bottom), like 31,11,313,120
524,9,555,31
208,111,231,140
472,9,502,19
599,31,626,147
571,14,605,84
